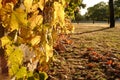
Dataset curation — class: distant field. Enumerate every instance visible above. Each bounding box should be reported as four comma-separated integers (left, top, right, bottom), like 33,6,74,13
72,22,120,52
73,22,120,33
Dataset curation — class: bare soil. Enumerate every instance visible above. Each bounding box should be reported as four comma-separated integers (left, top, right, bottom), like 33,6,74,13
48,23,120,80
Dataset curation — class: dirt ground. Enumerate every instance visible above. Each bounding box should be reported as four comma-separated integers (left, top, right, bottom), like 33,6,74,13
48,23,120,80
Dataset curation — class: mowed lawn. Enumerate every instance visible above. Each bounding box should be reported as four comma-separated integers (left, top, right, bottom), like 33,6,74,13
49,22,120,80
72,22,120,52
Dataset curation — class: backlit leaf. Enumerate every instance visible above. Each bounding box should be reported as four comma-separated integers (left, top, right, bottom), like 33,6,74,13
8,48,23,76
13,8,28,26
45,43,53,62
38,0,48,11
16,67,27,79
9,63,19,76
27,71,33,79
16,36,24,44
24,0,33,12
8,47,23,65
30,36,41,46
1,36,11,47
0,0,74,79
6,45,15,56
10,12,19,31
10,8,28,31
53,2,65,26
0,0,2,9
0,3,13,28
29,15,43,29
61,0,66,6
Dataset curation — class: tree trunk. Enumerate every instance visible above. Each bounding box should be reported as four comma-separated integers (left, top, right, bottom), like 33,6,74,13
109,0,115,28
93,19,94,24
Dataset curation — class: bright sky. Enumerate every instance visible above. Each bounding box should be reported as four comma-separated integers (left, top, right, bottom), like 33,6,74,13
80,0,109,15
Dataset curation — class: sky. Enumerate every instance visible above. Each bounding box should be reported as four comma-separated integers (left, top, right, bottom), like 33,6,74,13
80,0,109,15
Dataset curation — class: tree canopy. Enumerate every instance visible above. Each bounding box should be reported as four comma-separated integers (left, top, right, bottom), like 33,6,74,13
114,0,120,19
65,0,85,19
85,2,109,21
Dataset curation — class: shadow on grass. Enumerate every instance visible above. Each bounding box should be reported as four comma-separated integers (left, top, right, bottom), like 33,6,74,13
72,27,110,35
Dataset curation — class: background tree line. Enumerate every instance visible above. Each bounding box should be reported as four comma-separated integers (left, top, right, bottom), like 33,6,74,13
73,0,120,27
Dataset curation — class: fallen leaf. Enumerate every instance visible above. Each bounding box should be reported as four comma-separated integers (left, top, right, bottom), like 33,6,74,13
91,51,98,55
106,60,113,65
87,63,96,69
87,47,93,51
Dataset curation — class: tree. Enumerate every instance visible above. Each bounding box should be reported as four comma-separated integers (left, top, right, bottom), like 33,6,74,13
74,11,81,22
65,0,85,20
114,0,120,19
85,2,109,23
109,0,115,28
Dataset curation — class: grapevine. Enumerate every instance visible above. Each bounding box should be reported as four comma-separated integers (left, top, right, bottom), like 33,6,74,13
0,0,74,79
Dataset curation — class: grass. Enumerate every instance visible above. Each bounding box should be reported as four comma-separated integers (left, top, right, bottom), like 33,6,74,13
48,22,120,80
72,22,120,51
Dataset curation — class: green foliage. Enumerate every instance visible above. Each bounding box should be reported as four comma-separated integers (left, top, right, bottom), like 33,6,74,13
74,12,83,22
65,0,84,19
114,0,120,7
26,72,48,80
85,2,109,21
114,0,120,19
39,72,48,80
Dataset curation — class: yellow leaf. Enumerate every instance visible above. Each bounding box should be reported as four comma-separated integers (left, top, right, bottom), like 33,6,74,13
29,15,43,29
52,29,58,42
65,19,74,33
30,36,41,46
16,36,24,44
45,43,53,62
0,3,14,28
24,0,33,12
61,0,65,5
1,36,11,47
14,8,28,26
8,48,23,76
3,3,14,11
9,64,19,76
38,0,48,11
16,67,27,79
10,12,19,31
10,9,28,31
6,45,15,56
0,0,2,9
30,3,38,12
53,2,65,26
8,47,23,65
